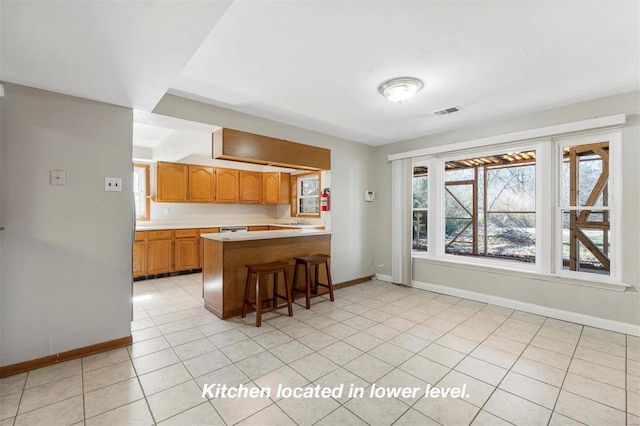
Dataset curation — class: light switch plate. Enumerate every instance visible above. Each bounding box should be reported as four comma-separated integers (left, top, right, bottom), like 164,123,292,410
105,177,122,192
51,170,66,186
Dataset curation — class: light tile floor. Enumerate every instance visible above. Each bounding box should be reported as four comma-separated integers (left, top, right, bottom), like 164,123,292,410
1,274,639,425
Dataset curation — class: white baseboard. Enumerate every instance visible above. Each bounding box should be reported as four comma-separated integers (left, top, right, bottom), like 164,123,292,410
374,273,639,336
375,273,392,283
409,280,640,337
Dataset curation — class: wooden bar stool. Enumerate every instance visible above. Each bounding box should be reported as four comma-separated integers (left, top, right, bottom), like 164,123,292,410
292,254,335,309
241,261,293,327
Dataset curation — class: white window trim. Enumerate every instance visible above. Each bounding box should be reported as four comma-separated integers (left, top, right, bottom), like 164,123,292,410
408,129,628,291
296,174,320,216
552,129,622,283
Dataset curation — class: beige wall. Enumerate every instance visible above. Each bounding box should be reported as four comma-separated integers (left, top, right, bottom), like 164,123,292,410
153,94,377,284
373,91,640,326
0,84,134,366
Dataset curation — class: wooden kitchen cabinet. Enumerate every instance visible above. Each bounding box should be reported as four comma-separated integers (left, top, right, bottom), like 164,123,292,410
239,171,262,204
133,231,147,277
156,162,188,202
147,230,174,274
215,168,239,203
188,165,215,202
248,226,269,231
263,172,290,204
174,229,199,271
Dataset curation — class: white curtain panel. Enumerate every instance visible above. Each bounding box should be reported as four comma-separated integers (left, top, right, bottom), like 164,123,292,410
391,158,413,286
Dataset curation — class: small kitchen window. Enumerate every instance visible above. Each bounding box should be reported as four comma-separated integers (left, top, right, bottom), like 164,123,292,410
133,163,150,221
291,172,321,217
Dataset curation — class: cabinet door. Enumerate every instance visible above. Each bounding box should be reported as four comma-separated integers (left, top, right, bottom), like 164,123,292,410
157,162,188,202
133,240,147,277
189,165,215,202
239,171,262,204
263,172,290,204
263,172,280,204
215,168,239,203
175,238,199,271
147,239,173,274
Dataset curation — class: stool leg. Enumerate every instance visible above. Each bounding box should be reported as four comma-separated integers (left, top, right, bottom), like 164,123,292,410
325,260,335,302
305,262,311,309
272,272,278,308
313,264,319,294
282,269,293,317
255,273,263,327
292,262,299,295
241,271,252,318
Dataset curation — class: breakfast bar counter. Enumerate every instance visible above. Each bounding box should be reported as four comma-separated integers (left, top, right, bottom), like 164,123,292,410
201,229,331,319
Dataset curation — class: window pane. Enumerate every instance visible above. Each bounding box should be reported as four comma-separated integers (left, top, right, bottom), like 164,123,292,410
300,197,319,214
443,151,536,263
300,178,318,196
561,210,610,275
133,165,147,219
412,165,428,252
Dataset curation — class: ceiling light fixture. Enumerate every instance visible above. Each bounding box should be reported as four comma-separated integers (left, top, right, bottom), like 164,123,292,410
378,77,423,103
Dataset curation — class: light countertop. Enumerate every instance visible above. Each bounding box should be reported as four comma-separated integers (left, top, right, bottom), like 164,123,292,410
201,229,331,242
135,222,321,231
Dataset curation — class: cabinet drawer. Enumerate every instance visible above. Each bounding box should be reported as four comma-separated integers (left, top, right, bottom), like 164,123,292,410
199,228,219,235
134,231,147,241
148,230,174,240
175,229,198,238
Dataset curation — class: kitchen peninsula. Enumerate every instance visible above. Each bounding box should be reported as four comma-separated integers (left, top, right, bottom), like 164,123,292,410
201,229,331,319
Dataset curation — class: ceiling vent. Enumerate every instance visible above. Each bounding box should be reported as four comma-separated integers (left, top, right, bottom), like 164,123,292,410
433,106,460,116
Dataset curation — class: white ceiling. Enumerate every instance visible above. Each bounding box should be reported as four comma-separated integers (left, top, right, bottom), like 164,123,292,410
2,1,639,146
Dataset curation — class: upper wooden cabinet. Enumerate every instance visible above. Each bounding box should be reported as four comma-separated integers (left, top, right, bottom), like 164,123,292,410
216,168,239,203
239,171,262,204
213,128,331,170
157,162,188,202
188,165,215,202
263,172,291,205
156,161,293,206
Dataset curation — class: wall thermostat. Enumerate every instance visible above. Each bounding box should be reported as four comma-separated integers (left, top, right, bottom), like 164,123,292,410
364,190,375,202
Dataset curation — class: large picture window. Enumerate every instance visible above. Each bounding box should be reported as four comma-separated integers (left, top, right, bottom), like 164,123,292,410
443,151,536,263
399,123,622,287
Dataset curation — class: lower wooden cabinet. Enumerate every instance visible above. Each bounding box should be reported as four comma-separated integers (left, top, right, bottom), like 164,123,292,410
134,228,208,278
147,230,174,275
133,232,147,278
174,229,199,271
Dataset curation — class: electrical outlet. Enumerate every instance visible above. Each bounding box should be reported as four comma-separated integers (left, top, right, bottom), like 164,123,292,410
104,177,122,192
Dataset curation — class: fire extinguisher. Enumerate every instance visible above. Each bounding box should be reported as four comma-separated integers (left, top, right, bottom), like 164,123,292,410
321,188,330,212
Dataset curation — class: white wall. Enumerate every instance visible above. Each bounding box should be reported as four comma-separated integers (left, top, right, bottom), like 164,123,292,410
153,94,376,284
0,84,134,366
373,92,640,327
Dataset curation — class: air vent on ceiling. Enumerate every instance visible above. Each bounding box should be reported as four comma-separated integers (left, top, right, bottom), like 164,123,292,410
433,106,460,116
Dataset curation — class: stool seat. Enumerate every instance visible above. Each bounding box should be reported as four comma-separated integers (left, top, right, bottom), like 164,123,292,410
292,254,335,309
242,261,293,327
246,261,290,274
294,254,330,265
